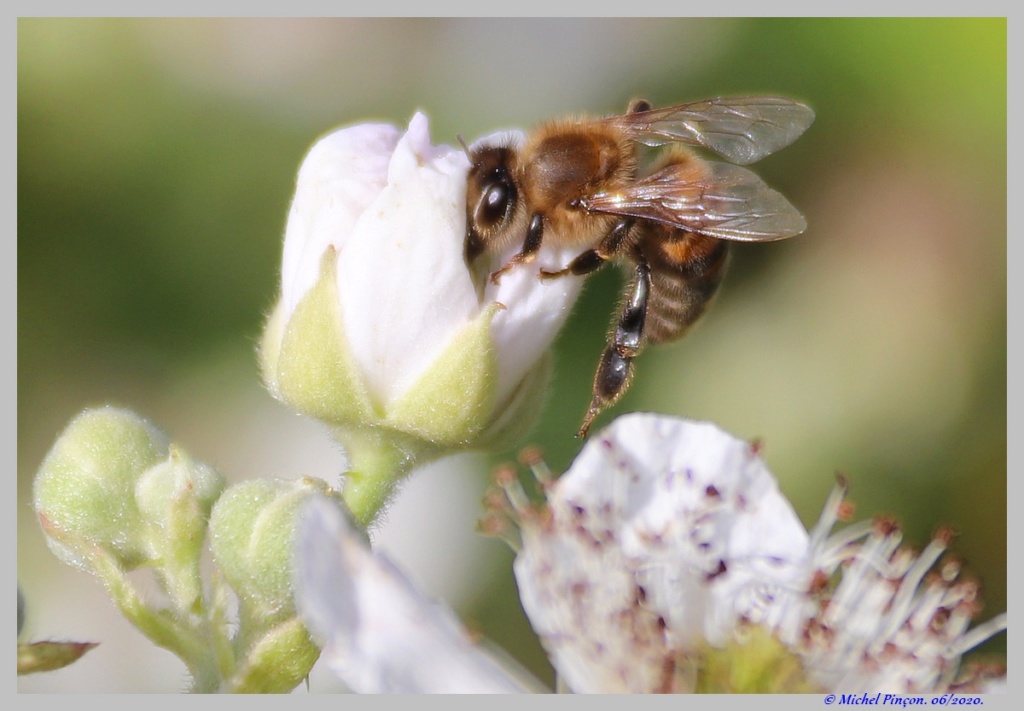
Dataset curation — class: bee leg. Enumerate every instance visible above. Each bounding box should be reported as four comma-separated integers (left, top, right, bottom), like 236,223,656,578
538,249,605,280
578,259,651,438
489,214,545,284
540,219,634,280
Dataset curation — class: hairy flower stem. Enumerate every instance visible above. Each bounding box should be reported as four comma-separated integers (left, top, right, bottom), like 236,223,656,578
85,543,227,692
337,427,438,528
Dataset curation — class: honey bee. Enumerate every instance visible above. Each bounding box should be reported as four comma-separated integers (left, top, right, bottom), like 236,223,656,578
464,96,814,437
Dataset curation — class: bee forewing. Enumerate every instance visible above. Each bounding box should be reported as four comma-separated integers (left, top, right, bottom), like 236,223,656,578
585,161,807,242
617,96,815,166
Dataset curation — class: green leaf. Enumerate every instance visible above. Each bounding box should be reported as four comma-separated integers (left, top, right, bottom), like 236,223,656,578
18,640,99,675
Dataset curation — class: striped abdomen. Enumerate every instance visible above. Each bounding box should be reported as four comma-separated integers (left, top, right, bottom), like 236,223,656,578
635,229,730,345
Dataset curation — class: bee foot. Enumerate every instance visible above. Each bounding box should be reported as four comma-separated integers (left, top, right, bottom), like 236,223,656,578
577,404,601,439
489,266,511,285
539,268,569,281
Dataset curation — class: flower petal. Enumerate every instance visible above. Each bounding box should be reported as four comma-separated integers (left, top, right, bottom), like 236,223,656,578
486,242,585,406
512,413,809,692
281,121,401,322
295,494,529,693
335,113,480,409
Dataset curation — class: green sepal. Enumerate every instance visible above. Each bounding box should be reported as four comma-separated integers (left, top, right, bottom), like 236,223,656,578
228,616,321,694
475,351,553,452
257,300,286,399
265,248,376,426
386,302,502,445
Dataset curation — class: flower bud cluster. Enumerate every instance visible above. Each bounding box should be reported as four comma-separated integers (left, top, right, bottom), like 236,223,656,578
32,407,325,692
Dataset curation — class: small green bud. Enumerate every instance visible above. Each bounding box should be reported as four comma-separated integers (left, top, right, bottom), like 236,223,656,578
208,477,338,620
228,617,321,694
135,446,226,612
33,406,169,570
208,478,331,691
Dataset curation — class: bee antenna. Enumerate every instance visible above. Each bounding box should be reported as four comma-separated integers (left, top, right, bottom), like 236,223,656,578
456,134,473,161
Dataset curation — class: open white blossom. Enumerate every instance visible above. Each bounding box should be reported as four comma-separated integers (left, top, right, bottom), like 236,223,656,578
492,413,1007,693
292,413,1005,694
499,414,810,692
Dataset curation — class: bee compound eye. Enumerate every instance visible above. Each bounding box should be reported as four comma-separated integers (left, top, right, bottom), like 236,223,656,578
486,183,507,211
476,176,515,228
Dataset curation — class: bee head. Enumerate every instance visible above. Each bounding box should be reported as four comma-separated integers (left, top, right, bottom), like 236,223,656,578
465,145,520,262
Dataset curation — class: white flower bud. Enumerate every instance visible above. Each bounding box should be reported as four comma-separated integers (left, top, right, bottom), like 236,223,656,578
260,112,584,522
262,113,582,440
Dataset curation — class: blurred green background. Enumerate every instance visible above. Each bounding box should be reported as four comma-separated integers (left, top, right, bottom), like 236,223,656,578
18,18,1006,692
